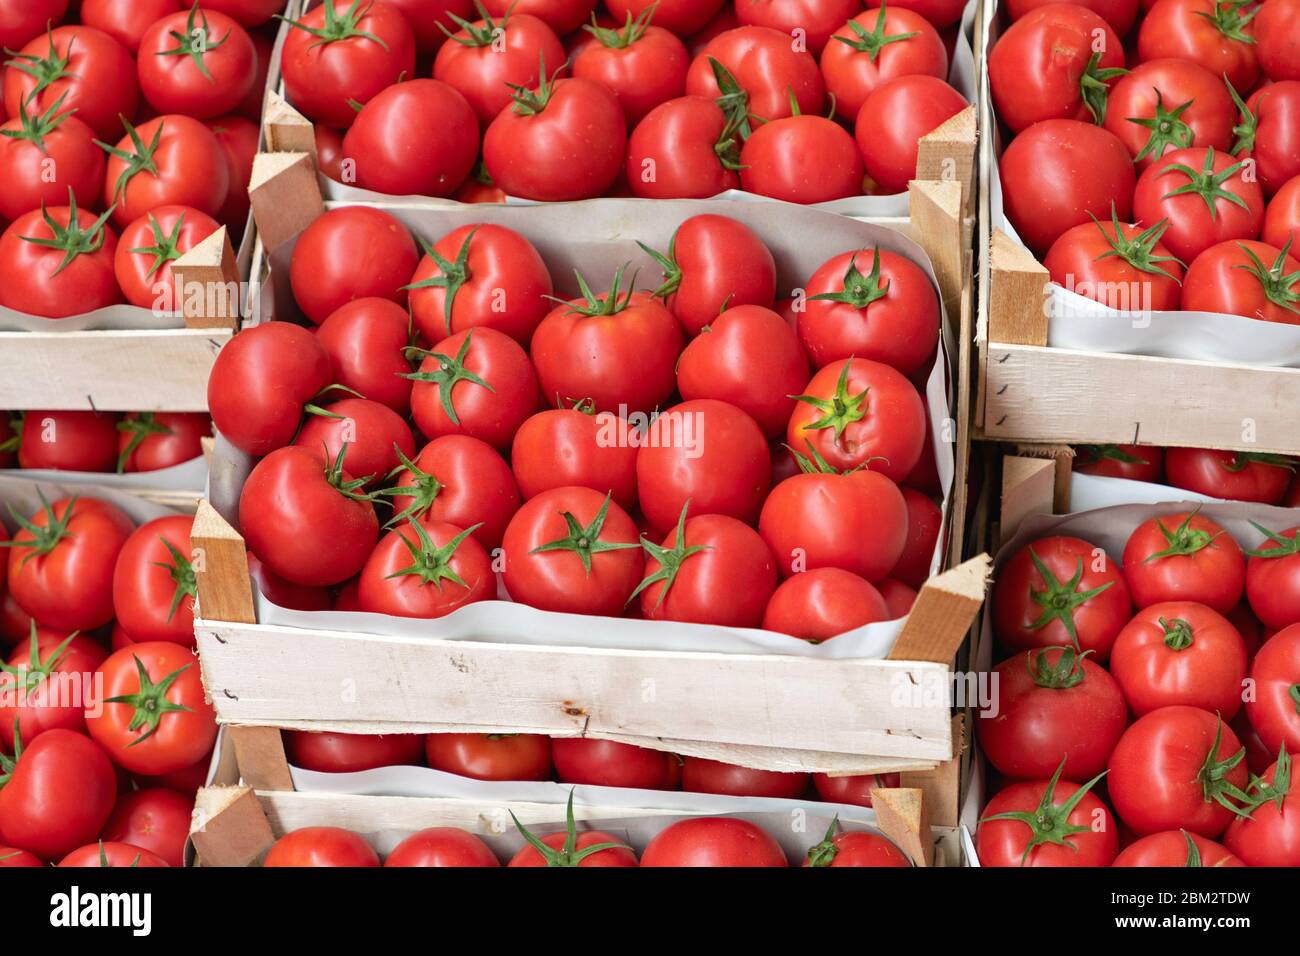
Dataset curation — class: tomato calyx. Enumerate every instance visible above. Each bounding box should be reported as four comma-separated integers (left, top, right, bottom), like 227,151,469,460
2,25,72,104
280,0,390,51
529,492,640,575
441,2,510,48
1079,53,1127,126
105,656,195,747
402,228,479,333
1089,204,1185,280
1181,829,1203,866
0,622,79,701
1025,645,1091,690
791,361,870,449
1195,716,1254,817
638,233,687,299
549,262,640,317
509,790,633,867
97,117,165,205
97,841,143,868
153,537,197,624
156,3,231,82
1231,239,1300,315
1196,0,1258,45
979,759,1107,865
809,250,891,310
129,212,196,285
376,446,443,527
1225,452,1296,477
0,413,20,457
1024,546,1115,651
804,817,843,867
403,330,497,427
0,90,74,153
1144,511,1220,562
321,443,378,500
386,518,482,590
629,501,713,611
19,191,114,278
584,7,654,49
0,724,24,790
1158,148,1251,220
1159,616,1195,651
0,491,76,565
1078,443,1149,466
707,57,754,139
833,2,920,62
506,52,564,117
786,439,883,477
1127,91,1195,164
116,412,174,473
1228,79,1257,155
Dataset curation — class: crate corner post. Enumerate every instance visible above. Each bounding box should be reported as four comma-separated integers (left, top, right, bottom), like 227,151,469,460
173,227,241,331
189,786,275,868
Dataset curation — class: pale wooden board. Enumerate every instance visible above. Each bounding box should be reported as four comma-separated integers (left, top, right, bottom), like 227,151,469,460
998,456,1057,544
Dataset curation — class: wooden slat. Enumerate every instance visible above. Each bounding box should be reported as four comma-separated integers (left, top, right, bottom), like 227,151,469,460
262,90,316,155
900,715,964,828
907,180,965,320
889,555,990,663
999,456,1057,543
873,787,934,867
189,786,275,868
987,228,1050,346
191,501,255,626
230,725,293,792
172,227,241,330
915,105,977,217
249,151,323,251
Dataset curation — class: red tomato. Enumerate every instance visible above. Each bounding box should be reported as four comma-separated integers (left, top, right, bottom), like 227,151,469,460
878,577,918,617
530,270,683,414
1223,754,1300,865
573,13,689,125
315,298,414,415
86,642,217,776
1184,239,1300,324
1247,528,1300,629
137,6,255,118
681,757,809,798
1138,0,1259,95
248,553,332,612
511,405,639,511
641,817,787,866
201,0,285,27
343,80,478,198
1110,602,1249,717
100,115,230,229
59,842,168,867
381,0,473,55
0,847,43,867
0,100,104,222
385,828,499,867
289,206,419,325
999,119,1137,256
433,11,565,128
381,435,521,550
857,75,967,195
119,412,211,477
6,495,133,631
294,397,415,488
315,123,346,181
425,733,552,781
113,205,221,310
239,445,380,587
1103,59,1235,172
407,224,553,345
551,738,682,789
812,771,899,807
17,409,119,472
740,113,864,204
508,825,638,867
686,25,825,121
0,626,107,748
625,96,743,199
237,27,273,121
880,0,966,26
1121,510,1245,613
977,764,1118,866
0,728,116,861
264,827,380,867
1255,0,1300,81
207,114,259,232
733,0,862,56
976,646,1127,781
800,248,940,375
501,487,642,616
1008,0,1138,32
357,520,494,619
804,825,911,867
100,787,193,867
786,358,926,482
280,0,416,127
1263,175,1300,248
992,535,1133,660
608,0,725,36
820,7,948,123
0,202,120,318
111,515,198,645
1245,624,1300,756
480,0,597,35
1113,829,1244,866
408,327,540,450
3,24,137,141
892,488,942,587
1165,447,1296,501
1073,444,1165,482
1108,706,1249,837
1132,147,1264,263
0,0,68,50
207,321,333,457
1043,212,1184,312
283,731,424,774
763,568,891,641
80,0,183,53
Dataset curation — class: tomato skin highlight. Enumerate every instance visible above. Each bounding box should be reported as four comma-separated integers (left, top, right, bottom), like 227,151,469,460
740,115,865,204
1244,624,1300,757
762,568,891,641
424,733,552,781
1122,511,1246,613
641,816,788,867
625,96,742,199
263,827,380,867
290,206,419,325
385,828,500,867
551,738,682,790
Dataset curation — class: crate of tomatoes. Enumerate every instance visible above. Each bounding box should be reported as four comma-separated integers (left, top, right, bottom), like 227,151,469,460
975,0,1300,454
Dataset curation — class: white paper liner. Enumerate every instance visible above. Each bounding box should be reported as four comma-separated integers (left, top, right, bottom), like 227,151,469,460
0,472,183,528
0,455,207,493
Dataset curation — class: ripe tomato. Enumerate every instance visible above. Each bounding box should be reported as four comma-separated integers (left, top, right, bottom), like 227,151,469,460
1122,510,1246,613
480,0,596,35
283,731,424,773
977,646,1127,781
511,405,639,511
118,410,209,474
893,488,942,587
625,96,743,199
1132,147,1264,264
6,495,132,631
531,269,683,414
0,626,107,748
1138,0,1259,94
137,6,255,119
17,409,119,472
239,445,380,587
0,201,120,318
248,553,332,612
111,515,198,645
0,100,104,222
0,847,43,867
315,123,346,181
343,79,479,198
2,24,137,141
1009,0,1139,32
501,488,642,616
59,842,168,867
977,764,1117,866
608,0,724,36
80,0,183,53
681,757,809,798
87,642,217,776
686,25,825,121
641,817,787,866
1245,624,1300,756
508,825,638,868
100,787,193,867
820,7,948,123
573,12,689,125
424,733,552,781
551,738,682,789
357,520,493,619
740,113,864,204
1074,444,1165,482
763,567,890,641
1108,706,1249,836
1103,59,1235,172
1247,528,1300,629
1110,602,1249,717
1255,0,1300,81
101,116,230,229
264,827,380,867
637,509,777,628
786,358,926,482
208,322,333,456
385,828,500,867
289,206,419,325
1165,447,1296,501
0,1,68,50
999,119,1136,256
280,0,416,127
201,0,285,27
294,397,415,487
1186,239,1300,324
799,248,940,375
857,75,967,195
812,771,899,807
434,10,564,128
316,298,414,416
1113,829,1244,866
880,0,967,26
0,728,116,861
408,327,540,450
993,535,1132,660
407,224,553,345
1043,211,1184,312
1223,754,1300,865
637,399,770,533
1263,175,1300,248
207,114,257,233
804,826,911,867
734,0,862,56
113,205,221,310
